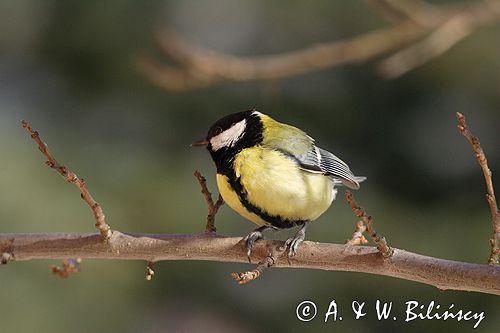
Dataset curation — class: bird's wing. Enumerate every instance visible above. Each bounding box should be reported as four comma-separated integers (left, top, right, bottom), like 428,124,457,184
295,146,365,189
257,116,365,189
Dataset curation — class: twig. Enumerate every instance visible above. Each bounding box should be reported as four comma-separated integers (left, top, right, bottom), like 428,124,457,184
456,112,500,265
346,220,369,245
231,255,275,285
1,232,499,295
193,170,224,233
51,258,81,278
145,261,155,281
21,120,112,241
345,191,393,258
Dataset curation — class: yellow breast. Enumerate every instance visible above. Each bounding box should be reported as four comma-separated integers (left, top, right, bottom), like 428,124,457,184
216,146,334,227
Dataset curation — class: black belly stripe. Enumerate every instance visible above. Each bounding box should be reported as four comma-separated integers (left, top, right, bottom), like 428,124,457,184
224,172,306,229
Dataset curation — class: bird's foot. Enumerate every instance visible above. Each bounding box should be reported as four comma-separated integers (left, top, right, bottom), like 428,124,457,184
242,226,269,263
284,222,309,264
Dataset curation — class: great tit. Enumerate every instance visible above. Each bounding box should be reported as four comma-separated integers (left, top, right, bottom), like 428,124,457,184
193,110,365,260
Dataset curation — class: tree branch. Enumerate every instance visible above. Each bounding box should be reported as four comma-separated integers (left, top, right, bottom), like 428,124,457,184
139,0,500,90
138,21,425,91
1,232,499,295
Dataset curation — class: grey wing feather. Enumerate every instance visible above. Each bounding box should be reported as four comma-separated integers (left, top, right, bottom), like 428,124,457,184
297,146,366,189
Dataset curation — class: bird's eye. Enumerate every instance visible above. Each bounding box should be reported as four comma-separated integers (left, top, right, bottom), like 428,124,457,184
214,126,223,135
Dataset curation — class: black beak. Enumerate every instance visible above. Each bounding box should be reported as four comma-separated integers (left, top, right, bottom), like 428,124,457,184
191,139,209,147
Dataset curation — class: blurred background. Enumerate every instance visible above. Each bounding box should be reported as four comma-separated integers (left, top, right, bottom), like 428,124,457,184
1,1,499,332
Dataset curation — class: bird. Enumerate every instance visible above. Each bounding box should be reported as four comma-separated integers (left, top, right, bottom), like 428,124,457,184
192,110,365,261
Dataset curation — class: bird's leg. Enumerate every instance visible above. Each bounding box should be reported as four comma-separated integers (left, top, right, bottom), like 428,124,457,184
242,225,272,263
284,221,309,261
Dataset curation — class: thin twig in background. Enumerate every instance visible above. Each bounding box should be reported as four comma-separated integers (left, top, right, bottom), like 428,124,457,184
21,120,112,241
139,0,500,91
345,191,393,258
456,112,500,265
194,170,224,233
51,258,82,278
346,220,369,245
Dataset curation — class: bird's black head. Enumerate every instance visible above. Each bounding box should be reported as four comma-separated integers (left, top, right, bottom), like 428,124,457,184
192,110,264,175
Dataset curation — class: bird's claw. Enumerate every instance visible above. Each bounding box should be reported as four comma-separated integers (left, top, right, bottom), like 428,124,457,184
284,235,303,264
284,222,308,264
243,229,264,263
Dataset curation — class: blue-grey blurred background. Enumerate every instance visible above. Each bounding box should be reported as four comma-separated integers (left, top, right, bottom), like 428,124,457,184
1,1,499,332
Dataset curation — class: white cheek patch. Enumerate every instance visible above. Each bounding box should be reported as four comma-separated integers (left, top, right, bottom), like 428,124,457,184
210,119,247,151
